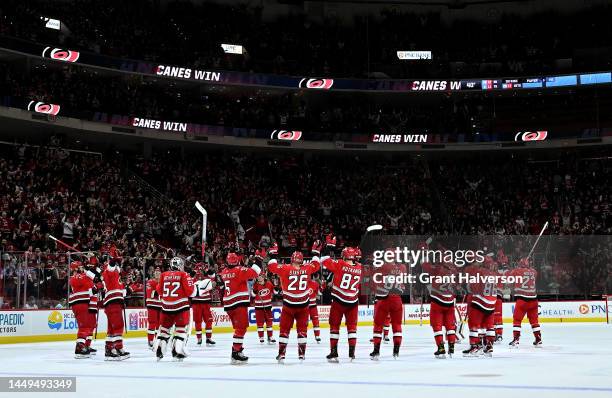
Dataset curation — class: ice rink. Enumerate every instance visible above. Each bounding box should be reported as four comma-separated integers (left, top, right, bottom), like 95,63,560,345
1,323,611,398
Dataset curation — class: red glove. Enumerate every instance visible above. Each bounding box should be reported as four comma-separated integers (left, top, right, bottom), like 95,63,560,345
325,234,336,247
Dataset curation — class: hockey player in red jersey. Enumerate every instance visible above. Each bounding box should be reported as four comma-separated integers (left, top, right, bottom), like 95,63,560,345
192,264,217,347
252,274,276,344
68,261,96,359
220,252,261,364
462,259,498,357
370,258,406,360
423,261,458,358
101,258,130,360
155,257,210,361
508,257,542,347
268,251,320,363
145,267,162,348
321,246,362,362
307,277,321,343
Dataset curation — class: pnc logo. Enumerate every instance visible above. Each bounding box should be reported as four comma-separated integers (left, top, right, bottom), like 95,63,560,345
578,304,590,314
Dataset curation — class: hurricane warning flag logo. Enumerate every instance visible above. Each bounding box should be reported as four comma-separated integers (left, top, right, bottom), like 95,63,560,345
42,47,80,63
298,78,334,90
270,130,302,141
27,101,61,115
515,131,548,142
48,311,63,330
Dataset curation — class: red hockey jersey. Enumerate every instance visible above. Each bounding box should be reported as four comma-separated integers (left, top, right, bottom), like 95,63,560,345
101,264,125,306
509,266,537,299
307,279,320,306
192,275,215,303
422,262,456,306
321,257,362,305
373,262,407,299
68,271,95,306
268,258,320,307
156,270,195,312
220,266,260,310
464,265,497,311
145,279,161,309
252,280,274,308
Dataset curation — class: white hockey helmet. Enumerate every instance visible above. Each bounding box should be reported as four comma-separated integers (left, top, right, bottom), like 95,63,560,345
170,257,185,271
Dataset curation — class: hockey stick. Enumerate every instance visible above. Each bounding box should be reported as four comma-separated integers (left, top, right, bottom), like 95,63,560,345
48,235,91,259
455,294,467,342
195,201,207,259
526,222,549,260
360,224,383,308
93,291,100,340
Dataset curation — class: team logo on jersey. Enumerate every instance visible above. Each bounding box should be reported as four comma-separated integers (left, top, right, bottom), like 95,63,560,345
27,101,61,115
42,47,80,63
298,78,334,90
270,130,302,141
258,288,271,296
515,131,547,142
48,311,63,330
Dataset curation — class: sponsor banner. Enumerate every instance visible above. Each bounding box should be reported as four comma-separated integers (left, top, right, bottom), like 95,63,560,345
397,51,432,60
1,301,606,343
403,300,609,323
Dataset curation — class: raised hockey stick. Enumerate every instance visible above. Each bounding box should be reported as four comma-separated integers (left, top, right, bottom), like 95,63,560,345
360,224,383,308
526,221,549,259
195,201,207,259
48,235,91,258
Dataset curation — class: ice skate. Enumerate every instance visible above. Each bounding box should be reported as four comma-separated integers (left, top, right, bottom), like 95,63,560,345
326,347,339,363
434,343,446,359
231,349,248,365
75,343,90,359
463,344,482,357
370,345,380,361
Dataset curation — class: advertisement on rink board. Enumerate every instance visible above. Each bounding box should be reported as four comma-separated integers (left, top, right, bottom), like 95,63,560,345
0,301,608,344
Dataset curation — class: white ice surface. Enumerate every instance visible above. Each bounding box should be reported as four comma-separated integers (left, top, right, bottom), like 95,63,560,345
1,323,611,398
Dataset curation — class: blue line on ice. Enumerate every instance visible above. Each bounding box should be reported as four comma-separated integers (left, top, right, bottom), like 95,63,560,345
0,372,610,392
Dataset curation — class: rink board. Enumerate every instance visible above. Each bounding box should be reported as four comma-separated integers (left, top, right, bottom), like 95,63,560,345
0,300,608,344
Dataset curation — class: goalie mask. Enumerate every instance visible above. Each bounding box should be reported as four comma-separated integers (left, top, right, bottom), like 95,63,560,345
170,257,185,271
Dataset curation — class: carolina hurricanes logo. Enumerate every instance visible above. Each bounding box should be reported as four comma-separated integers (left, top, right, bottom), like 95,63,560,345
515,131,547,142
298,78,334,90
270,130,302,141
259,288,271,296
27,101,61,115
42,47,80,63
